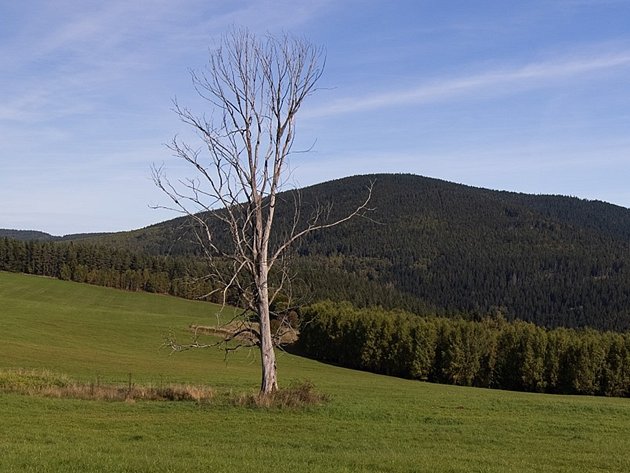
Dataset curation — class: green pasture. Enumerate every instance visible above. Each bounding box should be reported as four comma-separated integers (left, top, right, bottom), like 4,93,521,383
0,271,629,472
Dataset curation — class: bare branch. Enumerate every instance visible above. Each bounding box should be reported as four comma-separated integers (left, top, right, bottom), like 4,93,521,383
153,28,369,395
269,181,375,269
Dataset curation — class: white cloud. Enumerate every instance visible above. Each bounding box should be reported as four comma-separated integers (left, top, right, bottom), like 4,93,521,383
306,50,630,117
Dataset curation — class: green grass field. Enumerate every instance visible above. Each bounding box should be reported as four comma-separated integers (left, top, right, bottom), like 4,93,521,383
1,271,629,472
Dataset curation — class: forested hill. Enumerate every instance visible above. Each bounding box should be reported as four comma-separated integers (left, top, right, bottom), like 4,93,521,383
285,174,630,330
0,229,112,242
3,173,630,331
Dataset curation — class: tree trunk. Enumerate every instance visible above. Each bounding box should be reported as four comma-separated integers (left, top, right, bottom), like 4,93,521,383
257,263,278,395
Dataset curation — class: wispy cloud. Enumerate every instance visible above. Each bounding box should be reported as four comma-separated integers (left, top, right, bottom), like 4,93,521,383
0,0,335,125
306,51,630,118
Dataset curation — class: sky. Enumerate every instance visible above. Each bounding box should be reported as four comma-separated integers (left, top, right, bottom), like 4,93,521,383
2,0,630,235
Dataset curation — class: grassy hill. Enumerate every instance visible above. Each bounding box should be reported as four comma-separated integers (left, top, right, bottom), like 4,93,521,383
1,271,630,472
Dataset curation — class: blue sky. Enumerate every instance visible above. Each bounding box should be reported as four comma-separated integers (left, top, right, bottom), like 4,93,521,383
2,0,630,235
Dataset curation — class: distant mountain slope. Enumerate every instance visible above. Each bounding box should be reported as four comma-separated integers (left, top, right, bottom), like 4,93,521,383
0,229,57,241
0,229,113,242
4,174,630,330
284,175,630,329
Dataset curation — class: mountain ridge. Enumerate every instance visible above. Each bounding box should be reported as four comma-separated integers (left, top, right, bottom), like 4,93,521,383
0,229,115,242
4,173,629,240
3,173,630,330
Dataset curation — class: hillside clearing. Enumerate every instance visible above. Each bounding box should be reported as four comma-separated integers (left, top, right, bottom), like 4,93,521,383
1,271,629,472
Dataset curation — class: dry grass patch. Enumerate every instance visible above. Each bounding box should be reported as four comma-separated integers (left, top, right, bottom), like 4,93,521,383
0,369,214,403
0,369,329,409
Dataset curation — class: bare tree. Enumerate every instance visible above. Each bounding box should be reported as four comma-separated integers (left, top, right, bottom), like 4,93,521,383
153,29,372,396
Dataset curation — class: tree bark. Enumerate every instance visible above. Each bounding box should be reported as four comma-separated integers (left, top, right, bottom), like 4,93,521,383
256,232,278,394
258,281,278,394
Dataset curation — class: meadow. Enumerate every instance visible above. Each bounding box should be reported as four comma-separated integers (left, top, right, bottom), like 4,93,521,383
1,271,629,472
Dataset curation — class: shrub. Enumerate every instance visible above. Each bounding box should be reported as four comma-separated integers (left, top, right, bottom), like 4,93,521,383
231,380,329,408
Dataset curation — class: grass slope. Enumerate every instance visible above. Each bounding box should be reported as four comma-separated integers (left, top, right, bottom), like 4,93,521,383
1,271,629,472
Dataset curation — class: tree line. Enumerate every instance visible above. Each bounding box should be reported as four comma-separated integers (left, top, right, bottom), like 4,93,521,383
0,237,219,302
4,236,630,397
298,301,630,397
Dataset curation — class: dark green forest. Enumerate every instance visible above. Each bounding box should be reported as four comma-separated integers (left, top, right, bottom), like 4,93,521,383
299,301,630,397
0,238,217,301
3,173,630,331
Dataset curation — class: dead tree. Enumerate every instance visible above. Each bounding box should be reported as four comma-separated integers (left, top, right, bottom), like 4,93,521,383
153,29,372,396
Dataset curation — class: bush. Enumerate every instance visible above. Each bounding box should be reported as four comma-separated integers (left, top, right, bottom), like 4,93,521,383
230,380,329,408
